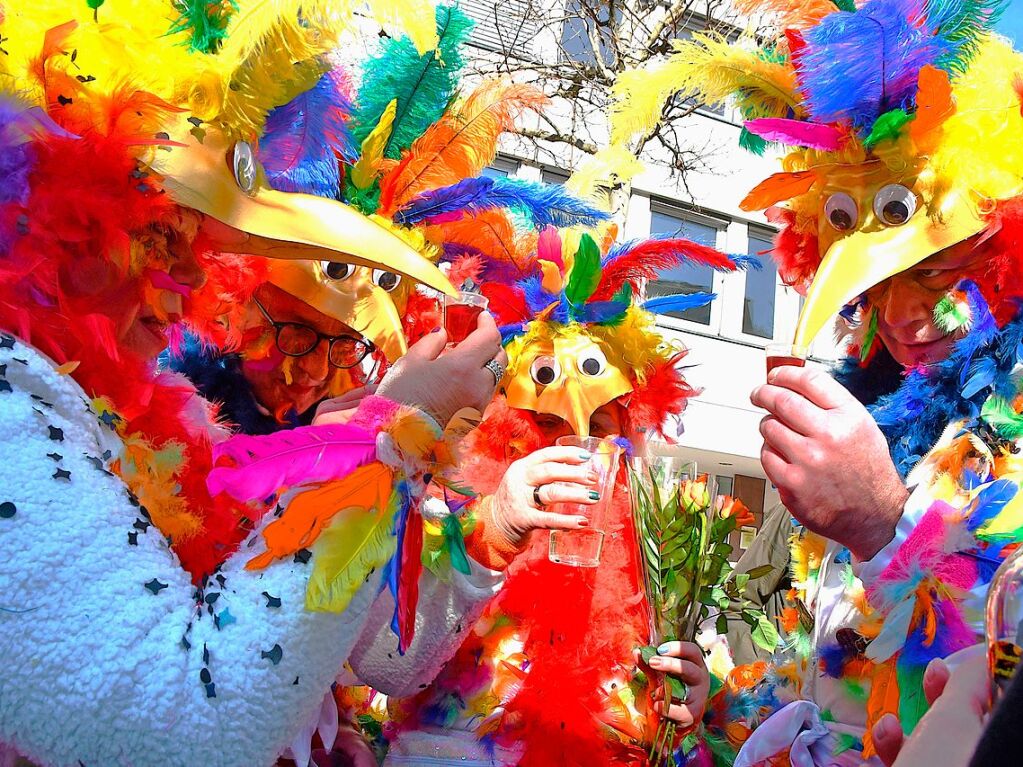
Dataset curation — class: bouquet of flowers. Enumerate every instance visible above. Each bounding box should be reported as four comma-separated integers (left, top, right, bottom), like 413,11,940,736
628,454,778,766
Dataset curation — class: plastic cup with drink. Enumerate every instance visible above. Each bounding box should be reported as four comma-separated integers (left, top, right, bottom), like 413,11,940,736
442,291,489,345
765,342,809,377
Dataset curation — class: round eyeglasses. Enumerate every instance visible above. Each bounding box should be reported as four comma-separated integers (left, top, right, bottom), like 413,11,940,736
253,297,375,370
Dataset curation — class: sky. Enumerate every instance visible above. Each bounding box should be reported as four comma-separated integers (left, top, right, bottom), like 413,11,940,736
996,5,1023,45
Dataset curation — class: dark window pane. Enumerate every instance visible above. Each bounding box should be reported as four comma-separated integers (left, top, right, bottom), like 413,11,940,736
647,210,718,325
541,167,570,186
742,236,776,338
481,165,511,179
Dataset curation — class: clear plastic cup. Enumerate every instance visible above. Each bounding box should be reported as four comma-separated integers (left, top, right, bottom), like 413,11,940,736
765,342,808,377
442,291,490,345
548,435,623,567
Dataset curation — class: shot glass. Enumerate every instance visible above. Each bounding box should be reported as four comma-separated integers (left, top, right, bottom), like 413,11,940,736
442,291,490,345
765,342,809,377
548,435,623,568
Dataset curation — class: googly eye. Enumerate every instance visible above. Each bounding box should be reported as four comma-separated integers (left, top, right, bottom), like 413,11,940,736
824,192,858,232
529,356,561,386
873,184,918,227
372,269,402,292
320,261,355,281
577,347,608,377
232,141,258,195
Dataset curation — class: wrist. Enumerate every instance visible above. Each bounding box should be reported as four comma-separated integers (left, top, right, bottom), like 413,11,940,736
464,496,527,571
849,484,908,562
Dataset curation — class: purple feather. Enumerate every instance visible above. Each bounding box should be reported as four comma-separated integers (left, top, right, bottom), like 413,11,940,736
207,423,377,502
797,0,951,130
395,176,608,228
259,68,356,198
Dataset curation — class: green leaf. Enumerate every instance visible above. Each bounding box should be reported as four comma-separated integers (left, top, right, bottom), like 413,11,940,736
745,564,775,580
667,675,688,702
716,613,729,635
734,573,750,592
639,645,658,666
752,614,781,651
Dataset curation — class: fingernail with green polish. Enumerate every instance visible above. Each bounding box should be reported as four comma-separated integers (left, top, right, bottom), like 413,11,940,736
588,490,600,501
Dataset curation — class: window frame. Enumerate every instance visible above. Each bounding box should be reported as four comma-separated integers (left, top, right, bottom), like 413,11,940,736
733,226,783,344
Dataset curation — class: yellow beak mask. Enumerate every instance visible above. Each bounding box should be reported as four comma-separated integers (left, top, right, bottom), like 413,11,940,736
504,331,633,438
148,114,455,302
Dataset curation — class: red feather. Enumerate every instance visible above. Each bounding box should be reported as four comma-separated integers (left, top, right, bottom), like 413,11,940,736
397,505,424,654
766,206,820,294
626,352,696,438
480,282,529,326
592,238,736,302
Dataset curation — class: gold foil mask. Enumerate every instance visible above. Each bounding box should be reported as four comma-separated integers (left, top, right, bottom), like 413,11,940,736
504,333,633,437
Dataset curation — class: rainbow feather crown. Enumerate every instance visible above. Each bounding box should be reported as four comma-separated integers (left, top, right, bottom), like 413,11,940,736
612,0,1023,349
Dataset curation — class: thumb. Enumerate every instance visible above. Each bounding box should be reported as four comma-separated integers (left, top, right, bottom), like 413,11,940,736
872,713,904,767
923,657,951,705
404,327,447,361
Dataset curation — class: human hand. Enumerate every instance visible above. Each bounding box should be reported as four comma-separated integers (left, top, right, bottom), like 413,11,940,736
637,641,711,728
872,644,987,767
312,385,378,426
484,445,601,546
375,312,507,427
750,365,908,561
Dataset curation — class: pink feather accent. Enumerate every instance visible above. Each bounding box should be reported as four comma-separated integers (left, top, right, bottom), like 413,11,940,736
207,423,377,502
536,225,563,270
145,268,193,296
745,117,844,151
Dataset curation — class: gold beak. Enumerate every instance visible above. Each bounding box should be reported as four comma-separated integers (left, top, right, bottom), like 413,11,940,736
147,116,456,297
793,188,986,347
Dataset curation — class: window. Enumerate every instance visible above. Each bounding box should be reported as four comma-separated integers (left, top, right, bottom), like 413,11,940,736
461,0,539,57
541,167,570,186
481,156,519,179
560,0,618,67
742,233,778,339
647,209,720,325
716,475,734,497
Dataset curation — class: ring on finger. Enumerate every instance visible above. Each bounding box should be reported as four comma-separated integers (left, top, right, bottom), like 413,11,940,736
483,358,505,384
532,485,546,509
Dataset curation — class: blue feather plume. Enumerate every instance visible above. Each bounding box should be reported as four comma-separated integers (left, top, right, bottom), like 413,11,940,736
798,0,951,131
395,176,609,228
260,69,355,197
966,479,1018,532
643,293,717,315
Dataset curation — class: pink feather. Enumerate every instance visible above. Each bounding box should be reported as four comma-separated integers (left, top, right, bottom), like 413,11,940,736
537,225,563,269
207,423,377,502
744,117,844,151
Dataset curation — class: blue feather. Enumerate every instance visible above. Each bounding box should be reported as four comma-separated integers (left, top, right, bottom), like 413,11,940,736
521,275,557,315
395,176,609,228
798,0,951,131
966,479,1019,532
573,300,629,324
260,69,355,197
642,292,717,315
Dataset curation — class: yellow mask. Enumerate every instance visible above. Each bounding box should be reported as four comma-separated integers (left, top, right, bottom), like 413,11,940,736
264,259,411,362
794,162,986,347
504,332,633,437
147,114,456,299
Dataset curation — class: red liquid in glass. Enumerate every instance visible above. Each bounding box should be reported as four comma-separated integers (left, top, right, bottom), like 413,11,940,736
444,303,484,344
766,355,807,375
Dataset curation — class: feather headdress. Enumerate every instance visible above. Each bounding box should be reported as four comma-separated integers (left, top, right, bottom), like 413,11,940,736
613,0,1023,354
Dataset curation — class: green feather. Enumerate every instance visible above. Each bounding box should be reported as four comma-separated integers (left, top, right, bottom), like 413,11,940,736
897,660,928,732
933,0,1008,73
739,127,768,155
442,513,472,576
865,109,912,148
351,5,473,159
833,0,857,10
860,307,879,362
343,181,382,216
933,293,972,333
167,0,237,54
565,234,602,307
981,395,1023,440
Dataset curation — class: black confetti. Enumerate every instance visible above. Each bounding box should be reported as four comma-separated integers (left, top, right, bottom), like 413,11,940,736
204,592,220,605
187,116,203,127
261,644,283,665
144,579,167,595
0,502,16,519
46,453,62,461
293,548,312,564
52,468,71,482
200,668,211,684
293,676,300,686
12,357,26,365
0,335,14,349
202,643,210,665
0,364,5,376
47,426,64,442
155,131,170,140
56,95,72,106
127,531,138,546
86,456,104,470
262,592,281,608
75,74,96,83
215,574,226,587
0,381,10,394
204,682,216,698
133,519,150,532
102,450,112,460
181,635,191,650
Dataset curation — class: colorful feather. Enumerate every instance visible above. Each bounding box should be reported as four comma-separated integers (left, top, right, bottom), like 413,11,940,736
864,109,913,148
480,282,529,325
378,80,546,213
349,98,397,190
260,68,355,197
910,64,956,147
394,498,423,654
744,117,844,151
424,209,538,272
207,422,377,502
564,234,602,306
642,293,717,315
594,237,737,301
796,0,951,131
740,170,818,211
395,176,608,228
351,5,473,160
246,462,395,570
166,0,237,53
537,225,564,268
928,0,1008,72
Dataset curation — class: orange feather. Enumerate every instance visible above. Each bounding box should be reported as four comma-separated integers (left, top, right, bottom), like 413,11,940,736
425,209,538,272
911,65,955,152
246,462,394,570
740,169,818,211
378,79,546,213
862,660,899,759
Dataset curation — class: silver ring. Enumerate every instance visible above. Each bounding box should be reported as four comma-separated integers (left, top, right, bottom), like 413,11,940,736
532,485,546,509
483,358,505,384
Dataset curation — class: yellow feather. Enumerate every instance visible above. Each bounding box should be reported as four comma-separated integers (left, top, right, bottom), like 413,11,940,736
365,0,439,55
566,144,643,198
351,99,398,189
611,33,799,145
